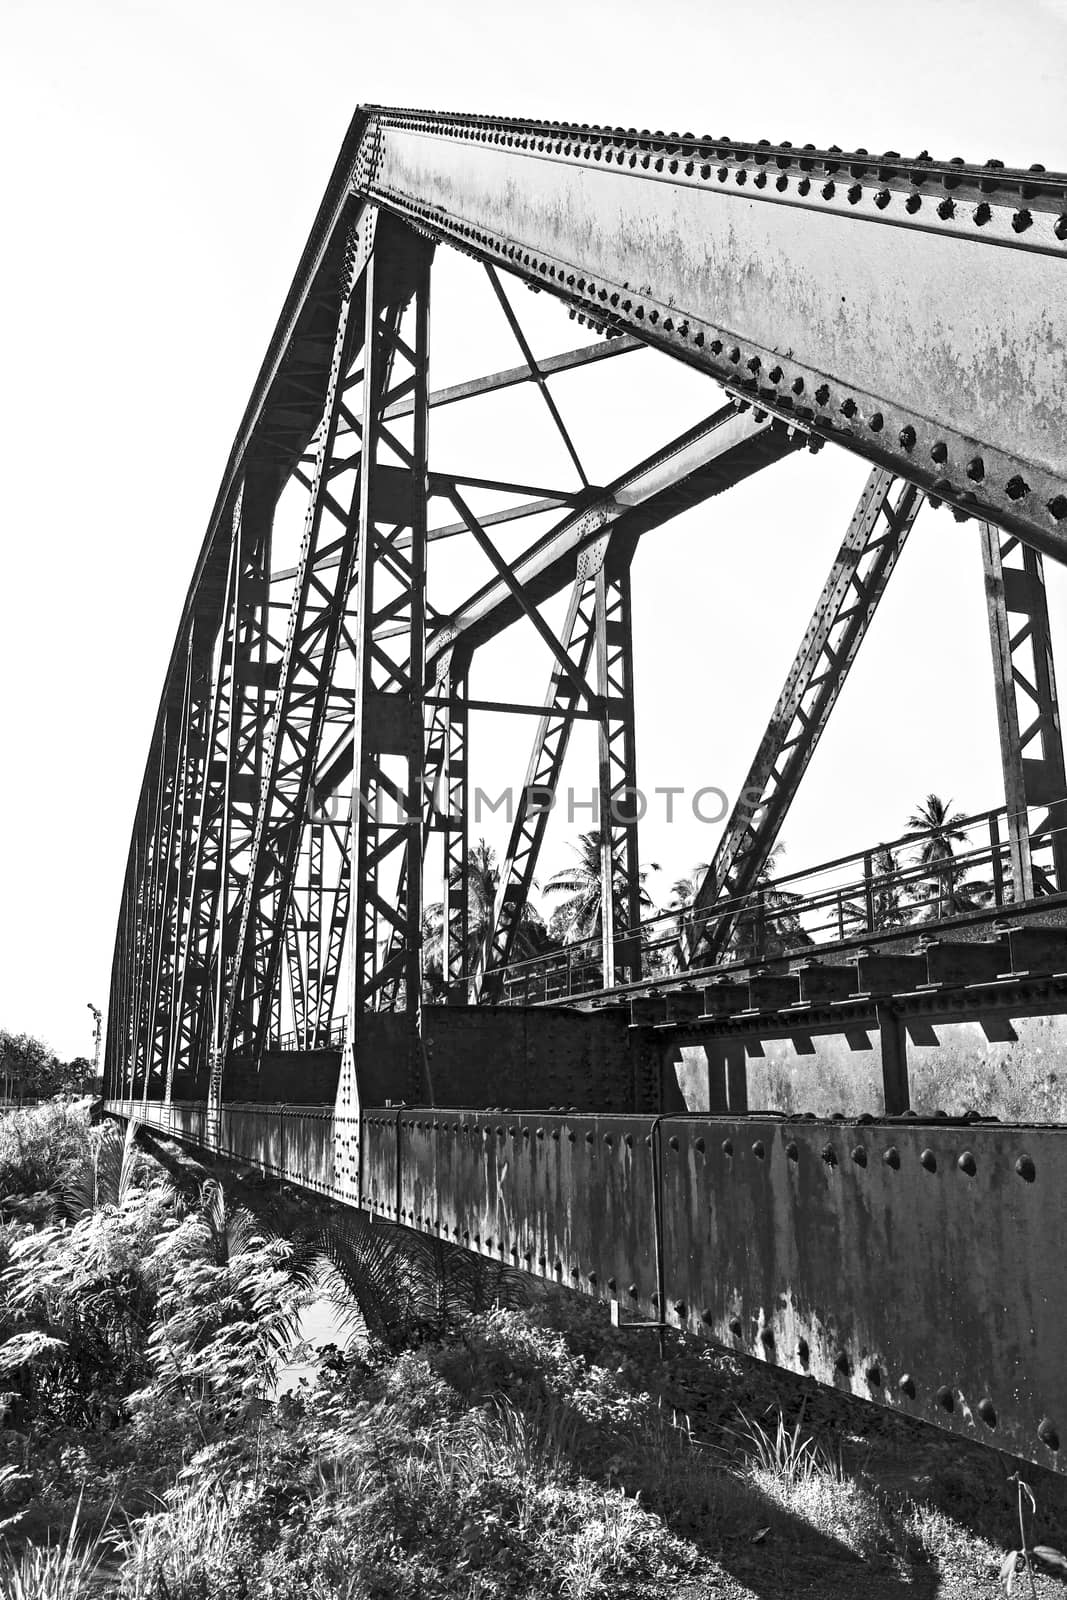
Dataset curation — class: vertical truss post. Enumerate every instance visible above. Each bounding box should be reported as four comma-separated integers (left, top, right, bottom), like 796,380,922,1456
285,820,325,1048
594,544,641,988
311,812,352,1044
285,901,308,1048
167,511,242,1098
981,524,1067,898
206,473,277,1141
470,564,600,999
304,822,325,1043
443,657,470,999
378,660,457,1011
345,215,434,1093
130,763,166,1102
162,623,213,1100
681,469,923,967
218,215,376,1068
877,1004,910,1115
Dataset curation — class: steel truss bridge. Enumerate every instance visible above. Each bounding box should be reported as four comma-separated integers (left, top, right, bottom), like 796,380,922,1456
106,107,1067,1472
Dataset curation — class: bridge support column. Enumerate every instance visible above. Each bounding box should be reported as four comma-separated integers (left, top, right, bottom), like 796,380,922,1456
337,213,435,1204
877,1003,910,1114
470,564,601,999
982,524,1067,899
202,469,279,1142
443,658,470,1001
594,543,642,988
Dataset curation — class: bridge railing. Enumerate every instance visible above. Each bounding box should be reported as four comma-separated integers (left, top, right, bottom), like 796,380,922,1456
264,1022,346,1054
493,802,1067,1004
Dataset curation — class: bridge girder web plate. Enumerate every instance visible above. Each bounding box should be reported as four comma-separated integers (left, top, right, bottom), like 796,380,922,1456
358,109,1067,560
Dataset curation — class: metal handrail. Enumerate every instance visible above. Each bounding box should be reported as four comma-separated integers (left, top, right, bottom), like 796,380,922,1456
493,802,1067,1004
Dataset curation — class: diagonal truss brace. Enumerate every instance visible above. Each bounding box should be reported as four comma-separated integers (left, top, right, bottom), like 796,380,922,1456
982,524,1067,897
469,557,602,999
681,468,924,967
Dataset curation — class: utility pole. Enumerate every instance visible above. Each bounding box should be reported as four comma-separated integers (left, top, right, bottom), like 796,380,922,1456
87,1003,102,1088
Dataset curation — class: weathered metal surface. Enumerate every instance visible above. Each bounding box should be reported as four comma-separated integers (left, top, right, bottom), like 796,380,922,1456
375,1111,660,1316
219,1104,335,1192
106,1099,333,1191
361,112,1067,555
657,1117,1066,1468
359,1110,401,1217
983,525,1067,896
682,470,923,967
313,405,797,810
109,1097,1067,1469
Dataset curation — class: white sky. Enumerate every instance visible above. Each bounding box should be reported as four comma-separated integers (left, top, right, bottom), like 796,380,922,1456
2,0,1066,1058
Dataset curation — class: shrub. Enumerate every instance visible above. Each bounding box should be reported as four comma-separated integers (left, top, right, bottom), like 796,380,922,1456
0,1104,94,1220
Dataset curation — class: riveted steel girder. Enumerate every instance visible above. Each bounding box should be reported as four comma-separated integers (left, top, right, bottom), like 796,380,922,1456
982,525,1067,897
595,547,642,989
343,214,435,1062
355,108,1067,559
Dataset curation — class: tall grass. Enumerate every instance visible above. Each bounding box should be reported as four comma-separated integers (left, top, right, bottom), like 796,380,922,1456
734,1405,897,1561
0,1103,94,1221
0,1506,108,1600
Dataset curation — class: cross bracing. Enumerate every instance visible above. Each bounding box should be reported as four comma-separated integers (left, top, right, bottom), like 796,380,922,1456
104,107,1067,1473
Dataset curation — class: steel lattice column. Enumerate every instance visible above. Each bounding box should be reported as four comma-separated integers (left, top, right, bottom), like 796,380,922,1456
204,473,278,1135
283,821,324,1050
303,822,325,1045
682,469,923,966
313,812,355,1049
443,658,470,999
161,625,213,1099
167,509,243,1096
378,670,459,1012
344,216,434,1073
217,215,376,1069
594,545,642,988
982,525,1067,897
470,567,600,999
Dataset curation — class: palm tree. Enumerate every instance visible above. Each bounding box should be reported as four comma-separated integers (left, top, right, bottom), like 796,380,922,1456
723,843,813,962
906,793,989,919
423,839,550,996
544,828,657,948
842,844,909,935
668,863,710,939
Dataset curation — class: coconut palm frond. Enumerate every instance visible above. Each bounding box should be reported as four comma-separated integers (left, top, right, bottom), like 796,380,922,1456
198,1181,260,1265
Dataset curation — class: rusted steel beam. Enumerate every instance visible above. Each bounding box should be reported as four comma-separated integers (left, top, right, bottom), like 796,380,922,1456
108,1096,1067,1470
345,216,435,1031
360,1108,1065,1473
313,406,800,806
681,470,923,968
381,332,642,420
594,545,642,988
358,108,1067,560
469,567,599,1000
217,217,375,1069
982,524,1067,897
443,661,469,1000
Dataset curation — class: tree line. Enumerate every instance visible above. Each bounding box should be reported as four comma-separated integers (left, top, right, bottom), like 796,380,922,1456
0,1032,95,1104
